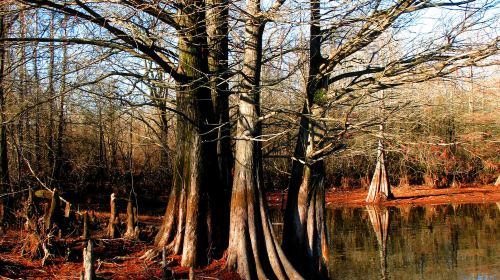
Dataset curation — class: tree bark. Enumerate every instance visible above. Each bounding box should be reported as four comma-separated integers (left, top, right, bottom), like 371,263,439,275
107,193,119,238
83,240,95,280
282,0,329,278
82,211,89,239
207,0,232,250
54,15,68,183
45,188,62,232
226,2,302,278
0,10,10,236
152,0,222,267
47,13,56,177
366,135,393,203
124,199,138,239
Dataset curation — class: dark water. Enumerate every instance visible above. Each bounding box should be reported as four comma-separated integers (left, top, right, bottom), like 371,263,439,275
270,203,500,279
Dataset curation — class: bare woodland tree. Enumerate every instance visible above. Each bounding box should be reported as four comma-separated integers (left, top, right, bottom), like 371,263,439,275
0,4,11,235
0,0,497,278
284,1,498,276
226,0,303,278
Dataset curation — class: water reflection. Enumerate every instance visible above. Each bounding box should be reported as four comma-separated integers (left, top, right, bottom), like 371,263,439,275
271,203,500,279
366,206,390,280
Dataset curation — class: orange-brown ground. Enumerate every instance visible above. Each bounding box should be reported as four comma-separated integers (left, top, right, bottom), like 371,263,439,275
0,213,238,280
1,184,499,279
267,184,500,208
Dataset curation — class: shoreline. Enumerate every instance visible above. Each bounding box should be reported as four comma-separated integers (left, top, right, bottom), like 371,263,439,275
267,184,500,208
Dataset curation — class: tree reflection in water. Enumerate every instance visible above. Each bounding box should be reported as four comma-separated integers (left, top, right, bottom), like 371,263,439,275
366,206,390,280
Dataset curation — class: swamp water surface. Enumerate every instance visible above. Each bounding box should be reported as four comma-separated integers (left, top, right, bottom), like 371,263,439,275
271,203,500,280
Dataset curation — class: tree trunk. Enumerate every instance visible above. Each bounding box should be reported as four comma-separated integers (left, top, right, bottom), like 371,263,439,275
207,0,232,250
33,12,41,173
45,188,62,232
158,102,170,182
125,199,138,239
226,3,302,278
206,0,232,187
82,240,95,280
54,15,68,183
282,0,329,278
0,11,10,236
366,206,390,280
47,13,56,178
152,0,222,266
82,211,89,239
494,174,500,186
366,137,393,203
107,193,119,238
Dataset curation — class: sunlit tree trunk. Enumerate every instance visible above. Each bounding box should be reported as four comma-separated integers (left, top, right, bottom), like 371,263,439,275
226,1,302,278
282,0,329,278
366,124,393,203
152,0,222,267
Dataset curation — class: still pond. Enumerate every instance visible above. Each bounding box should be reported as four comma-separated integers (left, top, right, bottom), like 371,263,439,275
271,203,500,280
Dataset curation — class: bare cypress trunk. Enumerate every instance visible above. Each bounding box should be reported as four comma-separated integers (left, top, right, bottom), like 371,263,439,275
0,11,10,235
151,0,222,266
282,0,329,278
366,125,393,203
206,0,232,187
366,206,390,280
226,2,302,278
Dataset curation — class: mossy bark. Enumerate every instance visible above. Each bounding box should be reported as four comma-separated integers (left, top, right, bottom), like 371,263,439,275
153,0,223,267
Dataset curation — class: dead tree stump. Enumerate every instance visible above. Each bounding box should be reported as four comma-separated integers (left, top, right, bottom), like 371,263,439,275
44,188,63,234
64,201,71,218
82,211,90,239
124,200,138,239
107,193,119,238
82,240,95,280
